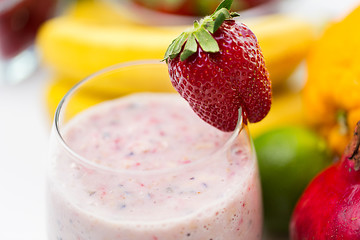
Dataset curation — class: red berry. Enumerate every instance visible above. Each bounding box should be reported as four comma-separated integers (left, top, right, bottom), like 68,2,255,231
165,7,271,131
241,0,271,8
131,0,272,17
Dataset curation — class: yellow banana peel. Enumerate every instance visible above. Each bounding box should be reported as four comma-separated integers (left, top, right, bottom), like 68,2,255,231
37,1,315,88
46,62,176,119
244,15,315,87
249,90,306,137
63,0,137,25
63,0,180,26
37,16,186,80
45,75,104,120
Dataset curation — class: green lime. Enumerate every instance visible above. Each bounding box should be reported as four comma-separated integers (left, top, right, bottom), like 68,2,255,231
253,125,332,236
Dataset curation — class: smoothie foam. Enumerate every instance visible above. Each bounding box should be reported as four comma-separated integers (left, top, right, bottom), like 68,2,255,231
47,93,262,240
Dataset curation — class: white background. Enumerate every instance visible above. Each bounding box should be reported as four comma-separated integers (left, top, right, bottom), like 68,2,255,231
0,0,359,239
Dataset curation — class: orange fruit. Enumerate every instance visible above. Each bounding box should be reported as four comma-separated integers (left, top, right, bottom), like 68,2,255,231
303,4,360,155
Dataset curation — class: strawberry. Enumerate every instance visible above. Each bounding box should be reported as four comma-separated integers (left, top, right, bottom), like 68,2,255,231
164,0,271,132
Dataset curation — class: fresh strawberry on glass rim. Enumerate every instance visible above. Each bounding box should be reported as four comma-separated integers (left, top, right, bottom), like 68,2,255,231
164,0,271,132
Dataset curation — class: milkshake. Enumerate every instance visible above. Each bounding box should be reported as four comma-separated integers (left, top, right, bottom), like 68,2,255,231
47,62,263,240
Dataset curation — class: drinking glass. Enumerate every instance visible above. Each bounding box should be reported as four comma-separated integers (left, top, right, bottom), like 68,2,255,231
47,60,263,239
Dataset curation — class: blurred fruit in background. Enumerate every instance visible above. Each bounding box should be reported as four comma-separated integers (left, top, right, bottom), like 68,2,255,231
249,90,306,138
36,0,315,85
129,0,272,16
0,0,57,59
254,126,333,236
0,0,58,84
36,0,315,117
46,63,176,119
244,15,314,89
303,4,360,156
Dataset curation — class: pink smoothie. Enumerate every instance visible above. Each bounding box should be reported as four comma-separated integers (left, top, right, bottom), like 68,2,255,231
47,93,262,240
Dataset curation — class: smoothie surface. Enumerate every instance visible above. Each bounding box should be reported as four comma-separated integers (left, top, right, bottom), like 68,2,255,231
63,93,233,171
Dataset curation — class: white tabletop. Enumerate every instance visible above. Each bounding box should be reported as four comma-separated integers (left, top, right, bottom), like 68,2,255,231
0,69,50,240
0,0,359,239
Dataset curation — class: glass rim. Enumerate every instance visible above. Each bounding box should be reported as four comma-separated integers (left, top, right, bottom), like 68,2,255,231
53,60,246,175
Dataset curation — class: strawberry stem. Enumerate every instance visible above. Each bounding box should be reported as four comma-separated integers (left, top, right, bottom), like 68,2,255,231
163,0,239,62
347,121,360,171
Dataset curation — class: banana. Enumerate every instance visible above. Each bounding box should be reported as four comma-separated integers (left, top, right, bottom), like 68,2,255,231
45,62,177,119
249,90,306,137
36,17,186,80
243,15,315,87
63,0,137,25
45,74,104,120
36,1,315,88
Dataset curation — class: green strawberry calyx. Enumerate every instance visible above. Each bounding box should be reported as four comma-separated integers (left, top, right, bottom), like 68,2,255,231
163,0,240,62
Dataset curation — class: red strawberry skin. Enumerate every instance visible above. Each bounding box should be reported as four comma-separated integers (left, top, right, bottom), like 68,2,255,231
167,20,271,131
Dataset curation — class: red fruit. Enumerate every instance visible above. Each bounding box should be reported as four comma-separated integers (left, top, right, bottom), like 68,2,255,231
0,0,57,58
164,0,271,131
242,0,271,8
131,0,272,16
290,121,360,239
131,0,194,16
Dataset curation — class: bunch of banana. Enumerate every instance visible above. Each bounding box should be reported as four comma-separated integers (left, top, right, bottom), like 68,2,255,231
37,0,187,82
38,0,313,131
37,0,315,82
